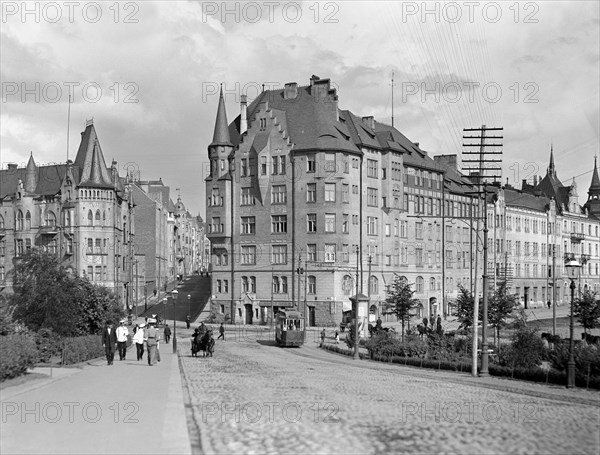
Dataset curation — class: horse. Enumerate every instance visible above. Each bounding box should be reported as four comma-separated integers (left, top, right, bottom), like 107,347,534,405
192,331,215,358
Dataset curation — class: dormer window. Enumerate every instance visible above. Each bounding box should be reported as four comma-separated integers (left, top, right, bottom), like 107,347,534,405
260,118,267,130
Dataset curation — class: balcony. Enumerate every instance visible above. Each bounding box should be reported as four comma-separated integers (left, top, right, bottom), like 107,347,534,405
570,232,585,242
564,253,591,265
39,224,59,235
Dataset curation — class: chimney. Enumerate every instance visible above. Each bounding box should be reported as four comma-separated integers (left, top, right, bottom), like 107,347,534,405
414,142,420,148
7,163,18,170
284,82,298,100
533,175,538,186
362,116,375,129
312,78,330,101
522,179,527,189
240,95,248,135
310,75,320,86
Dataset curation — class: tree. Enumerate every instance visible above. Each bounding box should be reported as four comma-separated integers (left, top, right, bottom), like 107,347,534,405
455,285,482,332
10,249,124,336
386,276,420,341
574,290,600,336
488,281,519,355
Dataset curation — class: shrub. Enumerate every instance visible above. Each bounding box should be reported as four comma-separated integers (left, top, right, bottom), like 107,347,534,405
61,335,105,365
548,343,600,377
0,334,39,381
501,324,545,369
34,328,63,363
364,332,427,358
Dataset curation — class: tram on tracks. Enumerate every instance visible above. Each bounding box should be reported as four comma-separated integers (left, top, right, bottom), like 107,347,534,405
275,310,305,347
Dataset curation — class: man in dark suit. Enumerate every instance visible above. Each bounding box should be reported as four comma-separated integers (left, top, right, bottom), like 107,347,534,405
102,320,118,365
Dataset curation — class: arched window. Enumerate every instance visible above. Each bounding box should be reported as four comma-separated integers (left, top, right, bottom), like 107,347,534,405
103,211,106,222
25,211,31,230
95,210,101,224
0,214,4,229
429,277,436,291
342,275,354,295
45,211,56,227
88,210,93,226
369,276,378,295
416,276,424,293
16,210,24,230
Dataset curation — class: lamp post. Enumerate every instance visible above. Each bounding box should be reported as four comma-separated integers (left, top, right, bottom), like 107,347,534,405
565,258,581,389
171,289,178,354
187,294,191,321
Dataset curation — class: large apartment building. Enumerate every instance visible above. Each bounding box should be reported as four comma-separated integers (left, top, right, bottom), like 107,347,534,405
0,121,135,306
205,76,600,326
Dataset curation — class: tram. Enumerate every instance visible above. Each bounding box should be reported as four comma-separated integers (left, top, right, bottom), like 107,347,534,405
275,310,305,347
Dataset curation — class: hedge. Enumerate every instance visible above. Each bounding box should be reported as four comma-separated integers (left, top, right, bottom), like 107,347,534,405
0,334,39,381
320,343,600,389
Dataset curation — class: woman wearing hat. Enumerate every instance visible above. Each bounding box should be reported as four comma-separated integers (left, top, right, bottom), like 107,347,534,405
133,323,146,361
144,319,160,366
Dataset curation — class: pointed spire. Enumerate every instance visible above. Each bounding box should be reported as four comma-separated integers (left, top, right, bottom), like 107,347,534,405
589,155,600,193
548,144,556,178
210,85,232,147
24,152,38,193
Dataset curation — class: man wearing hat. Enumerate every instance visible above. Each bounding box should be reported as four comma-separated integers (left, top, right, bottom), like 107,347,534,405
101,320,118,365
116,319,129,361
144,319,160,366
133,323,145,361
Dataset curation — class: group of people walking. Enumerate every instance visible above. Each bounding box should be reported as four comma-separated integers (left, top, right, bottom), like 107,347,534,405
101,317,174,366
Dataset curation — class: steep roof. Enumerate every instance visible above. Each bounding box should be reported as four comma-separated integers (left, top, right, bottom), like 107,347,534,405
74,123,114,188
0,164,81,199
504,187,551,212
589,156,600,195
210,88,233,147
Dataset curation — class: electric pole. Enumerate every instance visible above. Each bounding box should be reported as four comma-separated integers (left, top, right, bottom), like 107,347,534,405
463,125,503,377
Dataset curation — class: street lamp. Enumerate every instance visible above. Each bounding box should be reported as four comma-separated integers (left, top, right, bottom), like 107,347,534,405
187,294,191,322
171,289,178,353
565,258,581,389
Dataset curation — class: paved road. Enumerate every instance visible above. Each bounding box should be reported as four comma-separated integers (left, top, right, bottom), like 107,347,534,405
180,326,600,455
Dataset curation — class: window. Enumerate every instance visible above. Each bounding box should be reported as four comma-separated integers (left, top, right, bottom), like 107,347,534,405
307,214,317,233
385,224,391,236
271,215,287,233
369,276,378,295
272,156,286,175
281,277,288,293
95,238,101,253
367,216,378,235
307,183,316,202
88,210,93,226
241,187,254,205
342,184,349,203
352,185,358,194
25,211,31,229
367,159,378,178
211,217,222,233
45,211,56,227
416,276,424,292
325,214,336,232
241,217,255,234
87,266,93,281
392,162,402,181
342,214,349,233
429,277,436,291
416,246,423,266
400,220,407,237
325,183,336,202
0,240,5,259
0,215,3,229
87,238,93,254
0,267,4,282
261,156,267,175
324,153,336,172
416,222,423,239
272,276,280,294
250,276,256,293
342,244,349,262
308,276,316,294
307,155,316,172
260,118,267,130
241,246,257,264
307,244,317,262
240,158,249,177
367,188,378,206
15,239,23,256
16,210,24,230
342,275,353,295
272,245,288,264
242,276,249,292
324,244,336,262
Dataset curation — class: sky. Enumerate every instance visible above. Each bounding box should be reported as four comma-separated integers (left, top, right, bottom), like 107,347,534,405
1,1,599,216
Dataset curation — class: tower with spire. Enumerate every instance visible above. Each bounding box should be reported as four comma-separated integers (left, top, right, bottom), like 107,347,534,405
584,156,600,217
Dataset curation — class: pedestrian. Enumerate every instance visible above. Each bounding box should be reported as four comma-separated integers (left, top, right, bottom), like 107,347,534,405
422,317,428,328
145,319,160,366
547,300,551,309
186,314,191,329
164,323,171,343
335,331,340,344
133,323,145,361
218,322,225,341
101,320,117,365
199,322,207,336
153,288,157,297
436,315,442,333
116,319,129,360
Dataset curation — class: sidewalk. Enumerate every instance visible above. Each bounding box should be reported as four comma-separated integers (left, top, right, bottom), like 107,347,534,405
1,342,191,455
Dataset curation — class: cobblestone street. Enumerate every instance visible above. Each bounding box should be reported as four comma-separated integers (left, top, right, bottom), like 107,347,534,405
179,327,600,455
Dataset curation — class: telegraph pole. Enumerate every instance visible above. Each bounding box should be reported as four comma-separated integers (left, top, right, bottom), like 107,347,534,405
463,125,503,377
